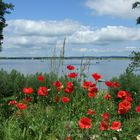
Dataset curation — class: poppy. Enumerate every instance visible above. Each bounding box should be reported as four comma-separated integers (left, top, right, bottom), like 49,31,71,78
23,87,33,94
67,65,75,70
8,100,17,105
136,106,140,113
105,81,113,87
104,94,112,99
87,109,96,115
111,121,121,130
62,97,70,103
17,103,27,110
92,73,102,81
37,75,44,81
38,86,48,96
78,117,92,129
99,121,109,130
82,81,92,88
67,72,78,78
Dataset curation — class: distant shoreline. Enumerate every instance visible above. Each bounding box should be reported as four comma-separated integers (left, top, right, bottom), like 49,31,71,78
0,56,130,60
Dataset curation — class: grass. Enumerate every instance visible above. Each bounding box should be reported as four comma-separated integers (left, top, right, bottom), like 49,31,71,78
0,67,140,140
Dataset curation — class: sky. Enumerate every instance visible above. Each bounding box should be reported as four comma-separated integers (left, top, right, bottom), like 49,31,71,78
1,0,140,57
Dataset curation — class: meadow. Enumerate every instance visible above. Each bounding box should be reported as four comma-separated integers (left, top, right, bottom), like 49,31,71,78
0,65,140,140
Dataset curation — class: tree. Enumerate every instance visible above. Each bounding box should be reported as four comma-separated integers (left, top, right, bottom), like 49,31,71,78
126,2,140,72
0,0,14,51
132,1,140,24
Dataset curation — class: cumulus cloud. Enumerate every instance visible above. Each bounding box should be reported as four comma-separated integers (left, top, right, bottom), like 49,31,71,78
2,19,140,56
6,19,89,36
85,0,139,19
67,26,140,44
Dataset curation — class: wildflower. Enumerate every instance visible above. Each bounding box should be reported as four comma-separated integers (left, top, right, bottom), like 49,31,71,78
23,87,33,94
87,109,96,115
92,73,102,81
38,86,48,96
67,65,75,70
105,81,113,87
136,106,140,113
55,96,60,102
88,92,96,98
53,81,63,91
62,97,70,103
23,96,31,103
66,137,72,140
8,100,17,105
111,121,121,131
117,90,127,98
104,94,112,99
64,87,74,94
118,100,131,114
67,72,78,78
78,117,92,129
100,121,109,130
37,75,44,81
66,82,74,88
82,81,92,88
102,112,109,121
17,103,27,110
113,82,120,88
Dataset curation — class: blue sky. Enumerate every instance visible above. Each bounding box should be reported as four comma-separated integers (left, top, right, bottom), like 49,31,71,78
2,0,140,57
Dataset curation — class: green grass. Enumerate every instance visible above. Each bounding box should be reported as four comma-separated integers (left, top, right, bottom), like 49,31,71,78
0,69,140,140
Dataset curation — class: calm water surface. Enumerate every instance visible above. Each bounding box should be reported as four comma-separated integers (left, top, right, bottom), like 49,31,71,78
0,59,130,81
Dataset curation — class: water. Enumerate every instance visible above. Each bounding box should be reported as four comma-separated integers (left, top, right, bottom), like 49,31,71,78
0,59,130,80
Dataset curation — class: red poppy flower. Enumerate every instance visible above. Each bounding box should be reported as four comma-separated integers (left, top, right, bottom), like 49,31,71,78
111,121,121,130
38,86,48,96
17,103,27,110
105,81,113,87
88,86,98,93
8,100,17,105
23,96,31,103
100,121,109,130
67,65,75,70
92,73,102,81
87,109,96,115
66,82,74,88
62,97,70,103
88,92,96,98
104,94,112,99
113,82,120,88
23,87,33,94
102,112,109,121
53,81,63,91
136,106,140,113
55,96,60,102
82,81,92,88
67,72,78,78
66,137,72,140
118,90,127,98
78,117,92,129
118,100,131,114
37,75,44,81
64,87,74,94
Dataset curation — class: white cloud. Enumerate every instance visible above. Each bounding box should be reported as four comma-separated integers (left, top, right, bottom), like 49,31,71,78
68,26,140,44
6,19,89,36
85,0,139,19
2,19,140,56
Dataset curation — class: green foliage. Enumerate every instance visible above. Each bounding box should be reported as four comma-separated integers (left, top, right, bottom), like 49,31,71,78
126,51,140,72
0,0,14,50
0,69,140,140
109,72,140,108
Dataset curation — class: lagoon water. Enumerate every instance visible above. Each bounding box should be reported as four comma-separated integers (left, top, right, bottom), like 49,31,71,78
0,59,130,80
